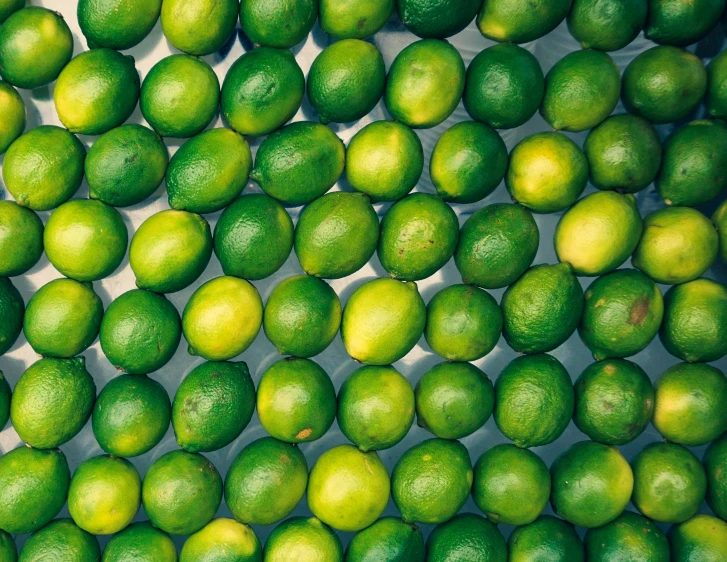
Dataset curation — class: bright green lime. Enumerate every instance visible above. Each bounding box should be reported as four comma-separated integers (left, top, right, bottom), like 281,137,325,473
508,516,584,562
264,517,343,562
102,522,177,562
567,0,647,51
0,200,42,276
160,0,238,55
707,49,727,118
397,0,480,38
0,80,24,153
240,0,317,48
78,0,161,50
426,514,506,562
345,517,424,562
670,515,727,562
319,0,393,39
585,511,670,562
181,519,262,562
0,277,23,355
476,0,571,42
19,519,99,561
645,0,724,46
706,433,727,520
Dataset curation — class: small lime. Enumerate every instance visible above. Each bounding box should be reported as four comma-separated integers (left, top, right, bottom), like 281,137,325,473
19,519,99,561
240,0,317,48
102,522,177,562
78,0,161,50
319,0,393,39
584,511,670,562
181,518,262,562
567,0,647,51
476,0,571,42
160,0,239,56
264,517,343,562
345,517,424,562
508,516,584,562
645,0,724,46
426,513,506,562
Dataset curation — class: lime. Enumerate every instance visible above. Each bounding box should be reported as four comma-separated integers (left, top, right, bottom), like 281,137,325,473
256,357,336,442
476,0,571,42
646,0,724,46
0,80,24,153
160,0,238,55
102,522,177,562
0,446,69,534
0,0,23,23
473,444,550,526
506,132,588,213
670,515,727,562
0,277,23,355
430,121,507,203
341,278,426,365
706,433,727,520
654,362,727,445
578,269,664,360
397,0,479,38
264,517,343,562
2,125,85,211
716,198,727,262
86,124,169,207
240,0,317,48
622,45,707,124
130,209,212,293
172,360,255,452
225,437,307,526
23,278,103,358
319,0,393,39
508,516,584,562
632,207,718,285
263,275,341,357
707,49,727,118
99,288,182,374
68,455,141,535
251,121,345,205
182,276,262,361
415,361,494,440
140,54,219,138
345,120,423,202
11,357,95,449
345,517,424,562
391,438,472,524
0,201,42,276
0,7,73,88
0,371,10,429
584,511,670,562
0,531,14,562
632,442,706,524
78,0,161,50
54,49,140,135
92,374,171,458
214,194,293,280
584,113,662,193
19,519,100,561
426,513,506,562
385,39,464,128
181,519,261,562
294,191,379,278
142,450,222,535
44,199,128,281
567,0,647,51
337,365,415,451
221,47,304,137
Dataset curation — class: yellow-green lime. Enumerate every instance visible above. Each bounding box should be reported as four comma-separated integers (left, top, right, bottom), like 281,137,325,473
341,278,426,365
161,0,239,56
385,38,465,128
0,277,23,355
337,365,415,451
476,0,571,43
567,0,647,51
645,0,724,46
18,519,100,562
78,0,162,50
240,0,317,48
319,0,393,39
0,530,14,562
706,433,727,520
102,522,177,562
264,517,343,562
508,516,584,562
426,513,506,562
715,198,727,262
172,361,255,452
670,514,727,562
0,80,24,153
345,517,424,562
0,0,23,23
0,201,42,276
707,49,727,118
256,357,336,443
181,519,262,562
584,511,670,562
0,372,10,429
397,0,480,38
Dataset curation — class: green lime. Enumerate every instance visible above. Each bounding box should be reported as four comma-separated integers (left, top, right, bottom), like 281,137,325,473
430,121,507,203
54,49,140,135
555,191,642,276
654,362,727,445
264,517,343,562
142,450,222,535
0,0,23,23
214,194,293,280
508,516,584,562
345,120,423,201
263,275,341,357
2,125,85,211
578,269,664,360
632,442,706,524
78,0,161,50
385,39,464,128
633,207,718,285
19,519,99,561
181,518,262,562
397,0,479,38
585,511,670,562
0,277,23,355
68,455,141,535
102,522,176,562
646,0,724,46
221,47,304,137
706,433,727,520
86,124,169,207
256,357,336,443
23,278,103,358
415,361,493,440
0,80,24,153
501,263,584,354
337,365,415,451
99,288,182,374
0,371,10,429
657,120,727,207
455,203,539,289
715,198,727,262
11,357,95,449
182,276,262,361
567,0,647,51
391,438,472,525
622,45,707,124
319,0,393,39
251,122,345,205
172,360,255,452
129,209,212,293
574,359,654,445
92,374,171,458
541,49,621,132
584,113,662,193
426,513,506,562
0,530,14,562
463,43,544,129
670,514,727,561
140,54,219,138
476,0,571,42
44,199,128,281
345,517,424,562
225,437,307,526
494,354,573,448
294,191,379,279
240,0,317,48
160,0,238,55
707,49,727,119
341,278,426,365
0,7,73,88
473,444,550,526
0,446,69,534
551,441,633,528
0,200,42,276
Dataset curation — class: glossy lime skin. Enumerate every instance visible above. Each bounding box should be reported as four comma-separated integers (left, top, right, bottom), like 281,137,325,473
78,0,162,50
0,200,42,277
567,0,647,51
18,519,100,562
240,0,317,48
670,514,727,562
180,518,262,562
645,0,725,46
426,513,506,562
264,517,343,562
102,522,177,562
0,80,25,154
477,0,571,43
345,517,424,562
320,0,393,39
584,511,670,562
397,0,480,38
161,0,239,56
508,516,584,562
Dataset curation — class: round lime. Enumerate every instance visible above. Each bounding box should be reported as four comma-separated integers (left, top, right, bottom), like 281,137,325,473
0,200,42,276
